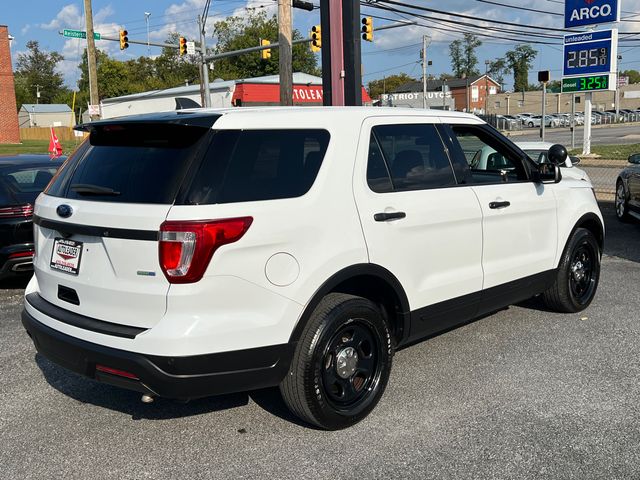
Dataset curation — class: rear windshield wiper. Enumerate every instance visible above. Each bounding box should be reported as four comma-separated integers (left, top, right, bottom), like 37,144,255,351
71,184,121,196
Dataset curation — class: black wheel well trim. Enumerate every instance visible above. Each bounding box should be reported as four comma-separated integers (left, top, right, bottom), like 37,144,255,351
288,264,411,347
565,212,605,255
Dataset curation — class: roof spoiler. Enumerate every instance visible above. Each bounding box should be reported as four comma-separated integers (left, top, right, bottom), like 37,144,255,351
175,97,201,110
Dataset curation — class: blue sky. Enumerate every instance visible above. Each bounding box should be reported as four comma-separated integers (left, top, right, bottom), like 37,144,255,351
5,0,640,93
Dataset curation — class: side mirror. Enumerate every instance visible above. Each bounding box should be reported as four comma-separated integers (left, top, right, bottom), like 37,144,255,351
547,144,568,166
569,155,581,165
628,153,640,164
536,162,562,184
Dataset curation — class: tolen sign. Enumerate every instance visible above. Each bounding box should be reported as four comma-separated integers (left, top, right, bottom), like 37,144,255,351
565,0,621,28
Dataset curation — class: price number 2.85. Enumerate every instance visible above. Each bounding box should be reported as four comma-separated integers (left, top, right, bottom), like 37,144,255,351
567,48,608,69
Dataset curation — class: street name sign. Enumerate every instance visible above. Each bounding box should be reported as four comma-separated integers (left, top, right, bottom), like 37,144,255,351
565,0,620,28
62,29,101,40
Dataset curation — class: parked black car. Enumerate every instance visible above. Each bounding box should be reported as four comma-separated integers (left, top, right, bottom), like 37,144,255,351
0,155,64,280
616,153,640,223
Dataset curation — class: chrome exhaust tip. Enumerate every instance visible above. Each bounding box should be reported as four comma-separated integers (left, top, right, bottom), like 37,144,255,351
141,394,155,404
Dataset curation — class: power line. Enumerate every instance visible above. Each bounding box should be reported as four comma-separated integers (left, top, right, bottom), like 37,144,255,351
363,60,420,77
472,0,562,17
366,3,565,45
374,0,576,33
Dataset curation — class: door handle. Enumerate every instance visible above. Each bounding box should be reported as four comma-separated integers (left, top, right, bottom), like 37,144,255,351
374,211,407,222
489,201,511,209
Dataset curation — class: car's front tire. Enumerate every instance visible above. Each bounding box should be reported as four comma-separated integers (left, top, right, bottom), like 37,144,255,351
280,293,393,430
542,228,601,313
616,180,631,222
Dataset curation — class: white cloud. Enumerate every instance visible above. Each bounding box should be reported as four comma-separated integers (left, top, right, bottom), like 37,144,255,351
147,0,278,45
20,24,31,36
40,4,84,30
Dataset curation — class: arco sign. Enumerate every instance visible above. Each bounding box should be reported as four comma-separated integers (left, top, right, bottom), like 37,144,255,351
565,0,621,28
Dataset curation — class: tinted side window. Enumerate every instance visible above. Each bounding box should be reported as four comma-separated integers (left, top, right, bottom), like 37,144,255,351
2,165,59,204
183,129,330,205
448,125,528,184
366,132,393,193
371,124,456,192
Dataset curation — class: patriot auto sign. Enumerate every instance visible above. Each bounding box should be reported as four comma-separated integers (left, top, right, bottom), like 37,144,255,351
565,0,621,28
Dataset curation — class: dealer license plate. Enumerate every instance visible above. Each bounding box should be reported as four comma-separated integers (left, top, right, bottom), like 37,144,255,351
50,238,83,275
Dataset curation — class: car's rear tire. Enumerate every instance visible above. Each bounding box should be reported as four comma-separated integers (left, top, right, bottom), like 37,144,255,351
615,180,631,222
528,121,534,127
280,293,393,430
542,228,601,313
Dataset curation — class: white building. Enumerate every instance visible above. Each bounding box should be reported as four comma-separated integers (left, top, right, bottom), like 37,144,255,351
99,73,336,120
18,104,74,128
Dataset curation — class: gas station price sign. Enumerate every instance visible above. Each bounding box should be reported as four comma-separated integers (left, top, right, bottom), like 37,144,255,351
562,74,613,93
563,29,618,78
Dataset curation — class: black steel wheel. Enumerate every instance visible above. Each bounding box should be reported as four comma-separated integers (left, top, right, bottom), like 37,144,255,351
616,180,631,222
568,243,597,306
320,321,382,411
280,293,393,430
542,227,601,313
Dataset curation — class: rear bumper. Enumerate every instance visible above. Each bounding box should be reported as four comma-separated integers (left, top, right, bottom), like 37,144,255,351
0,243,34,278
22,308,294,400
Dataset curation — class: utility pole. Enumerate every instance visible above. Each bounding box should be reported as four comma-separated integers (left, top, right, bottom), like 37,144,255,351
615,54,622,118
278,0,293,106
422,35,430,109
198,15,212,108
571,93,576,150
34,84,41,104
84,0,100,120
144,12,151,56
484,60,490,116
541,81,547,141
583,92,592,155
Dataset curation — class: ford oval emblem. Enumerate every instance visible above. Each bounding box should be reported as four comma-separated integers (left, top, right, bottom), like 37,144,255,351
56,204,73,218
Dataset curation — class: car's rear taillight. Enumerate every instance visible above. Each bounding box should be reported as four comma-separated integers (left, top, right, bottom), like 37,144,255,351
0,204,33,218
159,217,253,284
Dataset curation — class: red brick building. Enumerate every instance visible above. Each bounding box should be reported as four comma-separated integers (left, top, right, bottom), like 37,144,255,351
0,25,19,144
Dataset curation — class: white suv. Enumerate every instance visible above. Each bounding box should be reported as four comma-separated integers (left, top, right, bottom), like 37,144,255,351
22,107,603,430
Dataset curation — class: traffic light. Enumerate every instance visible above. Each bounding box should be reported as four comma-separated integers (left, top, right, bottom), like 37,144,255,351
362,17,373,42
311,25,322,52
179,37,187,56
119,30,129,50
261,39,271,60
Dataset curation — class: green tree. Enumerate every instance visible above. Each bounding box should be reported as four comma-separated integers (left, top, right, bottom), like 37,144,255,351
367,73,416,99
14,40,71,110
505,44,538,92
154,33,200,87
76,42,199,108
487,58,508,88
621,69,640,85
211,11,319,80
449,34,482,79
449,40,464,78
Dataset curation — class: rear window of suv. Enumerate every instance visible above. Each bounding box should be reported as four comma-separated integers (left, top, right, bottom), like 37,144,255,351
181,129,330,205
47,123,210,204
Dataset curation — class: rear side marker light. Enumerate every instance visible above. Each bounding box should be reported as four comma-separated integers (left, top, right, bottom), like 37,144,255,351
0,204,34,218
96,365,139,380
159,217,253,284
9,251,34,259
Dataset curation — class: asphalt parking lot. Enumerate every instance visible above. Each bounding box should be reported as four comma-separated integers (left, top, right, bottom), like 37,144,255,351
1,202,639,480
